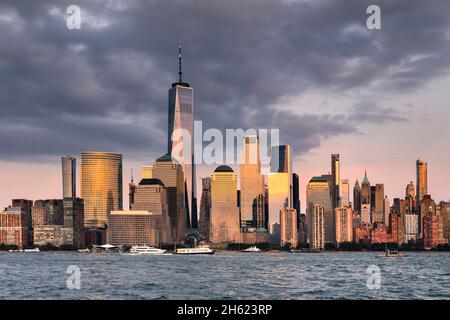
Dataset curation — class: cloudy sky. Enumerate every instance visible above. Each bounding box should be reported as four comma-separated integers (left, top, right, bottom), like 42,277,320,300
1,0,450,210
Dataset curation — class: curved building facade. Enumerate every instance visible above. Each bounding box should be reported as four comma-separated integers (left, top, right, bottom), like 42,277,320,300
81,152,123,228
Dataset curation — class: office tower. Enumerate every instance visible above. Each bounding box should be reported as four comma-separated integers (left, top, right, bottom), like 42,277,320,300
167,44,197,230
108,210,163,247
209,165,241,244
393,198,406,244
33,225,74,246
63,198,84,245
0,207,29,247
280,208,297,247
422,197,445,249
404,212,418,243
331,154,340,210
268,145,292,236
240,135,263,228
62,156,76,198
47,199,64,225
416,159,428,232
384,196,390,227
129,171,137,210
335,206,353,244
151,153,187,243
140,165,153,179
406,181,415,199
81,152,123,229
373,184,384,224
306,175,333,243
438,201,449,241
308,204,324,250
353,180,361,214
131,178,171,244
298,213,307,244
340,179,350,207
370,186,376,212
199,177,211,241
361,203,371,224
360,171,371,209
263,175,269,231
293,173,301,227
12,199,33,245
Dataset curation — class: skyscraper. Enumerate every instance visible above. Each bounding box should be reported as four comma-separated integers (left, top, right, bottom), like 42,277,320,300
308,204,324,250
62,156,76,199
280,208,297,247
240,135,263,228
293,173,301,227
406,181,415,199
353,180,361,214
167,43,197,230
306,175,333,243
210,165,241,244
268,145,292,238
335,206,353,244
416,159,428,232
331,154,340,210
199,177,211,241
340,179,350,207
373,184,384,224
81,152,123,229
361,171,371,208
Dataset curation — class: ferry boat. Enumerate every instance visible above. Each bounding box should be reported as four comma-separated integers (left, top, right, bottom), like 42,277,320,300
129,245,167,255
23,248,40,253
242,246,261,253
176,245,215,255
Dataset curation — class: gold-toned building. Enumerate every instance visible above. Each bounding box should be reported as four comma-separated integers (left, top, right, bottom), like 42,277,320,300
210,165,241,244
416,159,428,233
240,135,264,228
306,175,333,243
81,152,123,228
308,204,324,250
280,208,297,247
335,206,353,244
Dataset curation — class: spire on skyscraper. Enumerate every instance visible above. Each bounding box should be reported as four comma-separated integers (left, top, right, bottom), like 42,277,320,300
178,41,182,83
362,170,370,185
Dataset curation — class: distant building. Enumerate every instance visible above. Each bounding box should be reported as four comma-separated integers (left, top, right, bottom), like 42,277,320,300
140,165,153,179
353,180,361,214
33,225,74,246
308,204,324,250
406,181,415,199
361,203,371,224
0,207,29,247
298,213,307,244
340,179,349,207
370,224,388,244
416,159,427,232
392,198,405,244
383,196,391,227
241,228,270,244
108,210,163,247
423,197,445,249
62,156,76,198
373,184,384,224
360,171,371,209
31,201,50,226
355,223,371,245
293,173,301,229
81,152,123,229
209,166,241,244
335,206,353,244
404,212,418,243
306,175,333,243
131,178,171,244
199,177,211,241
280,208,297,247
331,154,340,210
63,198,84,245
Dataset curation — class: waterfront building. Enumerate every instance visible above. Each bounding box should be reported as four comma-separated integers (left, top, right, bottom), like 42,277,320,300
31,201,50,226
209,165,241,244
404,212,418,243
81,152,123,229
131,178,171,244
199,177,211,241
108,210,163,246
306,175,333,243
240,135,264,228
167,44,197,229
355,223,371,245
392,198,405,244
63,198,84,245
416,159,428,232
298,213,307,244
438,201,449,241
12,199,33,233
335,206,353,244
423,197,445,249
33,225,73,246
151,153,187,243
62,156,76,198
280,208,297,247
353,180,361,214
340,179,350,207
268,145,292,239
241,228,270,244
0,207,28,247
308,204,324,250
370,223,388,244
331,154,340,210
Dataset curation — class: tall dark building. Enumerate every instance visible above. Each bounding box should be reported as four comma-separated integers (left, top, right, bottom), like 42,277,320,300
63,198,84,245
353,180,361,214
61,156,76,199
361,171,371,207
416,159,427,233
293,173,300,228
167,43,197,230
331,154,340,210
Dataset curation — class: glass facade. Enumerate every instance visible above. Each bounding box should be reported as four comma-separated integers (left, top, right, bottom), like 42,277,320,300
62,156,76,199
306,175,333,243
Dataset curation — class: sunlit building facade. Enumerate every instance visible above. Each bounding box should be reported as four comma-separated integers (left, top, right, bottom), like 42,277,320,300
81,152,123,228
306,175,333,243
416,159,428,232
335,206,353,244
62,156,76,199
308,204,324,250
331,154,340,210
280,208,297,247
340,179,349,207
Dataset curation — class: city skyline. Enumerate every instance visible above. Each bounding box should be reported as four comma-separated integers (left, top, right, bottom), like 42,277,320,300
1,0,450,211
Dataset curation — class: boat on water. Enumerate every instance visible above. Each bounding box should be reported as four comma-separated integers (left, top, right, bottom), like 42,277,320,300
242,246,261,253
77,248,91,253
24,248,40,253
376,249,407,259
176,245,215,255
8,249,24,253
129,245,167,255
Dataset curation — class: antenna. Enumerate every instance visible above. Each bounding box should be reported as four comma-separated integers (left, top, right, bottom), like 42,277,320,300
131,168,134,183
178,41,182,83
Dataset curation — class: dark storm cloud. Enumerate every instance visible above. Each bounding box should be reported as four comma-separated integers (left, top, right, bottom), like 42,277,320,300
1,0,450,161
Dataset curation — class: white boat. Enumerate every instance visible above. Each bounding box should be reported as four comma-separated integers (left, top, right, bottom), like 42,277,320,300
376,249,407,259
176,245,215,255
8,249,24,253
23,248,40,253
129,245,167,255
77,248,91,253
242,246,261,253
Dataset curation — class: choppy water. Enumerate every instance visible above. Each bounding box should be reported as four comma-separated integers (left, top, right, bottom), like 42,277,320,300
0,251,449,299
